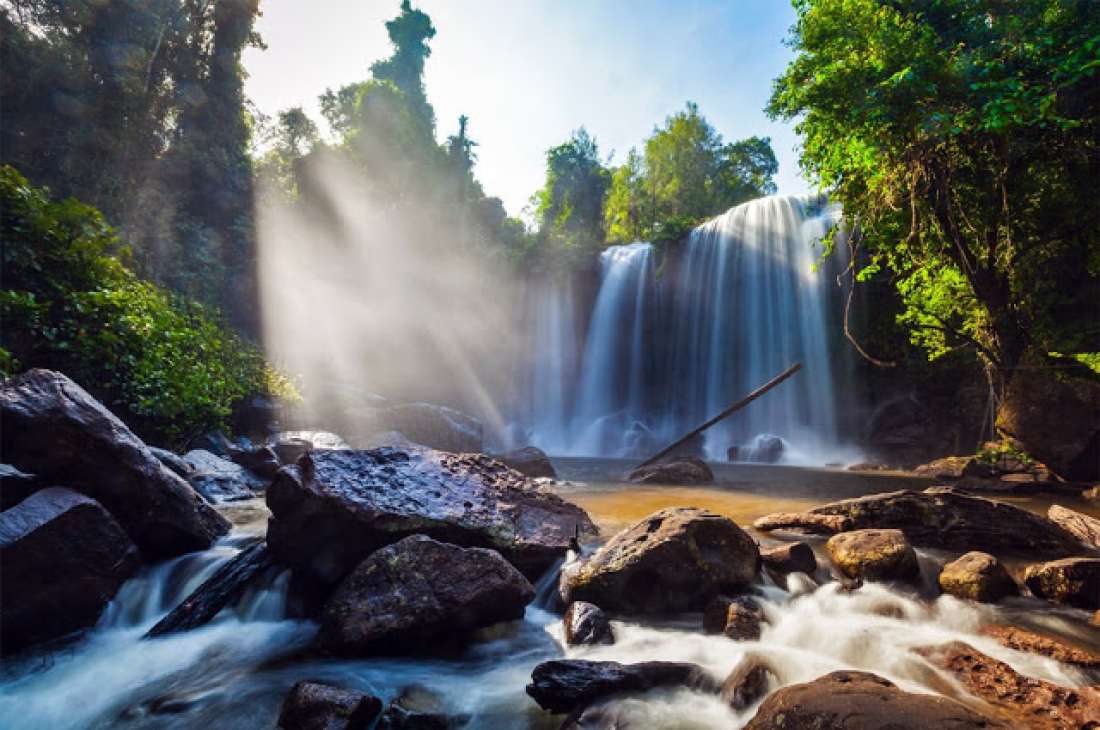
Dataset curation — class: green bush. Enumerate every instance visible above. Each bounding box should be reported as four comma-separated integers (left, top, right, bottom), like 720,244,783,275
1,165,297,446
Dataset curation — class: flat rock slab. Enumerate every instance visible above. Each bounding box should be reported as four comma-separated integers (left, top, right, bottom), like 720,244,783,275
743,670,1007,729
0,369,229,557
753,512,852,535
526,659,718,715
266,448,596,585
1,488,140,653
979,625,1100,668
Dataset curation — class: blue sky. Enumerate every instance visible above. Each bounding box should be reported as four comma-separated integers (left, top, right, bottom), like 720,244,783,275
244,1,810,217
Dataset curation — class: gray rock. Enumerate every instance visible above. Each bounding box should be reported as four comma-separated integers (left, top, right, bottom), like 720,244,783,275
183,449,265,503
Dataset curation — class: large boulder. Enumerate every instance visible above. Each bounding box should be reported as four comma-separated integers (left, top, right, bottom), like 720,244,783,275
916,642,1100,729
563,601,614,646
826,529,920,583
1047,504,1100,550
996,358,1100,481
497,446,556,479
372,403,482,454
1023,557,1100,609
266,448,595,585
277,681,382,730
182,449,266,503
0,370,230,557
560,508,759,614
0,488,140,653
937,552,1018,603
317,535,534,656
626,457,713,485
806,487,1087,558
525,660,718,715
744,670,1006,729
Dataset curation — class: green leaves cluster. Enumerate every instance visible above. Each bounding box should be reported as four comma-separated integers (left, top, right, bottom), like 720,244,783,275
1,167,296,447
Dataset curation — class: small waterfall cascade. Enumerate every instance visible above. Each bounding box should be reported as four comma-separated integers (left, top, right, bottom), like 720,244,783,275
524,279,579,453
570,242,656,456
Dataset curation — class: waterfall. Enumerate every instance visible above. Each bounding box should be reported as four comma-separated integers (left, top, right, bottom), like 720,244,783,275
525,279,578,453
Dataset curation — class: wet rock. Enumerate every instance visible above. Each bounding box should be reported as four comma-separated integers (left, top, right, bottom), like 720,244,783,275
743,670,1006,729
978,625,1100,668
269,431,350,460
752,512,852,535
190,430,236,457
147,447,193,479
525,659,718,715
1023,557,1100,609
146,542,276,637
760,541,817,575
559,702,638,730
1047,504,1100,550
563,601,614,646
938,551,1018,603
277,680,382,730
373,402,482,454
560,507,759,614
376,687,465,730
916,641,1100,729
721,657,774,711
231,445,282,480
826,529,919,583
183,449,266,503
0,370,229,557
267,448,595,585
498,446,557,479
703,595,764,640
743,435,785,464
360,431,423,451
626,456,714,485
996,357,1100,481
0,463,42,510
807,487,1086,558
318,535,534,656
0,488,140,654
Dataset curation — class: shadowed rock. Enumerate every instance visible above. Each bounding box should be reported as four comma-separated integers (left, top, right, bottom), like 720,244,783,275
1,488,140,654
376,686,467,729
826,529,919,583
563,601,614,646
183,449,266,503
526,659,718,715
721,657,775,711
231,445,282,480
561,508,759,614
627,457,714,485
760,541,817,575
0,369,229,557
703,595,764,640
277,681,382,730
1023,557,1100,609
498,446,557,479
0,463,42,510
938,552,1018,603
266,448,595,586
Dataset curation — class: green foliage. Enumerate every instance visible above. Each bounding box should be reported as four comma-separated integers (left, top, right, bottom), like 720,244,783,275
532,129,611,257
768,0,1100,378
604,103,778,245
1,166,296,446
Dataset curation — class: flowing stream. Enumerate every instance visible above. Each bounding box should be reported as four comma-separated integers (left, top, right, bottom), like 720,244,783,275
2,464,1097,729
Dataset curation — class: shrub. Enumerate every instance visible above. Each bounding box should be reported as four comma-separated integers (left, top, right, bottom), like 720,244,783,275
1,165,296,446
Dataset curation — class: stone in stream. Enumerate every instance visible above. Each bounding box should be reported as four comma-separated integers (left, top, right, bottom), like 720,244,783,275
277,680,382,730
230,444,282,480
721,656,775,712
375,686,467,729
743,670,1007,729
760,541,817,575
497,446,557,479
267,431,350,465
266,448,595,587
560,507,760,614
826,529,920,583
145,542,276,637
703,595,765,640
916,642,1100,729
563,601,615,646
978,624,1100,668
752,512,853,535
1023,557,1100,610
0,488,140,654
1047,503,1100,550
803,487,1087,558
937,551,1018,603
318,535,534,656
525,659,718,715
626,456,714,485
182,449,267,503
0,369,230,557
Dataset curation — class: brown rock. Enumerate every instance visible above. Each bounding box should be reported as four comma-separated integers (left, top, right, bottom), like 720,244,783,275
277,681,382,730
744,670,1005,729
938,552,1018,603
917,641,1100,729
1023,557,1100,610
563,601,614,646
913,455,977,480
826,529,920,583
1092,610,1100,627
318,535,534,656
979,625,1100,668
752,512,852,535
626,457,714,485
808,487,1084,558
760,541,817,575
1084,485,1100,503
703,595,764,640
525,659,718,715
1048,504,1100,550
560,508,760,614
721,657,774,712
497,446,556,479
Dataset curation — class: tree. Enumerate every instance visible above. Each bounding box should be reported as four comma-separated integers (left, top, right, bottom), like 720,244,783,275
255,106,320,199
368,0,436,139
533,128,610,252
768,0,1100,384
